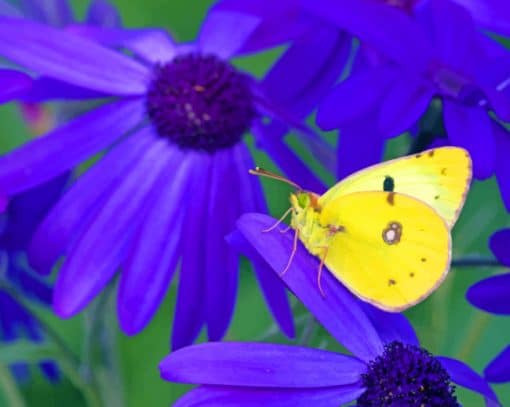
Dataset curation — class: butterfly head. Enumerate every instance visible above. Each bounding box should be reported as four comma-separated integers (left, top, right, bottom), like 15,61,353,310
290,191,320,212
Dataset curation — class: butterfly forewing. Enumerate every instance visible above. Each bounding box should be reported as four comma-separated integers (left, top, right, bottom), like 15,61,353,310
318,147,472,228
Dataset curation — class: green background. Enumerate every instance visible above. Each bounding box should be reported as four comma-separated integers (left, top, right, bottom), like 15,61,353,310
0,1,509,406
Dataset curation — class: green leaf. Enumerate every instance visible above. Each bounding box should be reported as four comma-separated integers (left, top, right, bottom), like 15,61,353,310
0,341,60,365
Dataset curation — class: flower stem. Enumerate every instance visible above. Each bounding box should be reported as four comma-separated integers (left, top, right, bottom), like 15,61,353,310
298,313,319,346
455,312,492,362
452,257,501,268
0,364,26,407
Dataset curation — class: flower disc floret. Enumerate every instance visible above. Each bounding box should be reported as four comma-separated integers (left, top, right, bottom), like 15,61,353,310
358,341,459,407
146,53,256,152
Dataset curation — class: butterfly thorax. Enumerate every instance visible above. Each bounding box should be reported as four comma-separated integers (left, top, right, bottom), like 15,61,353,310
290,191,330,256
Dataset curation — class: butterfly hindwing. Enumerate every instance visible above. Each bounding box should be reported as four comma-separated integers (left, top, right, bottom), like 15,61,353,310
318,147,472,228
317,191,451,311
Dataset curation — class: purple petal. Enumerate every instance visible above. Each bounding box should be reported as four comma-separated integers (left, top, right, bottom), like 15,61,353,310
490,229,510,266
0,17,148,95
28,129,153,275
1,173,68,251
466,273,510,315
213,0,309,53
438,356,500,406
485,345,510,383
67,25,176,64
198,9,260,59
53,138,171,317
252,121,326,193
262,27,351,118
378,77,433,138
254,96,336,174
0,98,145,196
173,384,364,407
302,0,433,69
161,342,365,387
172,155,212,350
227,230,295,338
205,150,242,341
86,0,122,28
0,69,32,104
118,150,193,335
230,144,294,338
22,76,108,102
360,303,419,346
443,101,495,179
493,123,510,211
316,66,396,130
237,213,384,362
19,0,73,27
451,0,510,36
419,0,477,73
337,118,386,180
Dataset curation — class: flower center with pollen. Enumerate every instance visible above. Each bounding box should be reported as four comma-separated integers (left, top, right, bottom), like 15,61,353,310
357,341,459,407
146,53,256,152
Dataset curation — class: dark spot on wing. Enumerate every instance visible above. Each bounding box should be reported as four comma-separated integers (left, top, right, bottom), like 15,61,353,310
388,278,396,286
428,150,435,157
434,195,440,200
387,192,395,206
383,176,395,192
415,153,422,158
441,168,447,175
421,257,427,262
382,221,402,245
409,272,415,278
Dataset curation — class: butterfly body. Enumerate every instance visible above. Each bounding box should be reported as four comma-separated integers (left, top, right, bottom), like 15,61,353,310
285,147,472,312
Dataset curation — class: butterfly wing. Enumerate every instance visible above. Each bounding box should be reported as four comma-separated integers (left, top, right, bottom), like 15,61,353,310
318,191,451,312
318,147,472,228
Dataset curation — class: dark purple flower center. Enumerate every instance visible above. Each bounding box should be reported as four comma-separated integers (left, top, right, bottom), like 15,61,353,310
146,53,256,152
357,341,459,407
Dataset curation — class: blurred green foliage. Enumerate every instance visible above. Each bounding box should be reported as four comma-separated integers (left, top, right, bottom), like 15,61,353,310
0,1,509,406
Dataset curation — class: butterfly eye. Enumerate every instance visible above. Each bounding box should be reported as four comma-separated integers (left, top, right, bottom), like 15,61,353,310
296,193,310,209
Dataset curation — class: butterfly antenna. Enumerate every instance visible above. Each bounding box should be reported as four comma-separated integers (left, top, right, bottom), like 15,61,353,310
249,167,302,190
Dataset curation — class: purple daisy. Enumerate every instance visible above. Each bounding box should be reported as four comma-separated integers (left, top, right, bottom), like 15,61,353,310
0,175,69,383
467,229,510,384
159,213,500,406
0,7,333,348
302,0,510,186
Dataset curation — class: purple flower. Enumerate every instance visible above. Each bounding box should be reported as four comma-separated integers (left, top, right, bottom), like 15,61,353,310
302,0,510,190
0,175,69,383
159,213,500,406
0,8,333,348
467,229,510,383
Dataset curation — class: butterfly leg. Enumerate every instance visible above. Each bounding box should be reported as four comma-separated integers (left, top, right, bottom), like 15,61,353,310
279,229,299,277
315,226,344,297
279,224,292,234
263,207,292,233
317,247,328,298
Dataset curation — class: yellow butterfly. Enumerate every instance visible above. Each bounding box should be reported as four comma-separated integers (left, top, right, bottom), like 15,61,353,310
251,147,472,312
